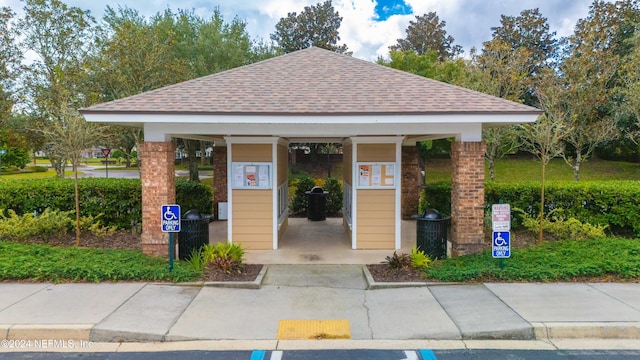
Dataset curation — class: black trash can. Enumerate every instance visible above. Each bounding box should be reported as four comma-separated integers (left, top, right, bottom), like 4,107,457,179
178,209,211,260
414,209,450,259
305,186,328,221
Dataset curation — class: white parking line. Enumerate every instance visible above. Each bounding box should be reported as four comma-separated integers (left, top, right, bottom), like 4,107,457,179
403,350,418,360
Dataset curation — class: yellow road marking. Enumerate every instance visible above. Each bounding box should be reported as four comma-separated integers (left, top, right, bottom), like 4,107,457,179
276,319,351,340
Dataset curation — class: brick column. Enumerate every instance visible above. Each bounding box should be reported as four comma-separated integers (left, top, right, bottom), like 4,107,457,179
450,141,486,256
141,141,175,257
401,145,420,219
213,145,228,220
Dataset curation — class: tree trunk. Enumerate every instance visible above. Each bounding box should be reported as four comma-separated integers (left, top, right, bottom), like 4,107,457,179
73,159,81,246
573,150,582,182
489,158,495,181
185,139,199,183
49,156,66,178
539,158,546,244
200,141,206,166
124,147,132,168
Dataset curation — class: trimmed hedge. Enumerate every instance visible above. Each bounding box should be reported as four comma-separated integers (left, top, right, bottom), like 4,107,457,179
175,179,214,216
421,181,640,236
0,178,213,230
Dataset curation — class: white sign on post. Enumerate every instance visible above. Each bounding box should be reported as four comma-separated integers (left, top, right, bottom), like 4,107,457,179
491,204,511,231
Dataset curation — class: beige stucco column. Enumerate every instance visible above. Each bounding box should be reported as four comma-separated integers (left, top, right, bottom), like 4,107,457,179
450,141,486,256
140,141,176,257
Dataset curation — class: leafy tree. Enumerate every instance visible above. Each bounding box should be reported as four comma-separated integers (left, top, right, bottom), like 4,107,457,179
483,127,521,181
270,0,349,54
91,7,265,181
556,0,639,180
41,106,109,245
620,25,640,148
91,6,190,102
490,9,557,81
468,9,558,180
0,7,21,125
466,43,533,181
17,0,97,177
105,126,139,168
519,113,567,244
380,49,470,85
390,12,462,60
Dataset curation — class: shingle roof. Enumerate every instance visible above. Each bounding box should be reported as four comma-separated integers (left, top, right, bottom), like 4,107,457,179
81,47,541,116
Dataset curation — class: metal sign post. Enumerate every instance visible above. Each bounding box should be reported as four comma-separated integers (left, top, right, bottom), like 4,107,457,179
101,148,112,178
161,204,181,271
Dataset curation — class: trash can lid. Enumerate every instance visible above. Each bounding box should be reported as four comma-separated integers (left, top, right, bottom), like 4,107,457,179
183,209,201,219
306,186,327,195
422,208,441,219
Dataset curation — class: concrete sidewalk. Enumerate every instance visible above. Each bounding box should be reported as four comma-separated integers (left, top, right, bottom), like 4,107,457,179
1,265,640,347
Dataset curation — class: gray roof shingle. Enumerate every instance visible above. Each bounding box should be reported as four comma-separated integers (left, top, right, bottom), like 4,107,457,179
81,47,541,116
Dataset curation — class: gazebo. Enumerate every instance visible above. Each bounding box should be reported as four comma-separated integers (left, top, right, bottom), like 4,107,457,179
80,47,541,258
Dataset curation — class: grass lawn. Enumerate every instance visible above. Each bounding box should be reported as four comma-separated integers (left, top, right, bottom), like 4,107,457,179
0,241,199,283
424,157,640,183
425,237,640,282
1,169,78,179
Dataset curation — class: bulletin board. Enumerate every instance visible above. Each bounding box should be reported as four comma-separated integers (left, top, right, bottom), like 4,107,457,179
231,162,272,189
356,162,396,188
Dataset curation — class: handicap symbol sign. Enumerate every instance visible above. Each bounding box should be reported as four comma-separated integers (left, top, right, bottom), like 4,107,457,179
492,231,510,258
161,205,181,232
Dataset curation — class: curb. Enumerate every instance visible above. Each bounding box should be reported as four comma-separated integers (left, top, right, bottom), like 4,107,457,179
176,265,268,289
362,265,451,290
5,324,92,341
532,321,640,340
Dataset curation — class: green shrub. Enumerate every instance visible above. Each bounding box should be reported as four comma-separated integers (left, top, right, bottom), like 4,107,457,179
175,178,214,215
0,178,213,231
410,246,432,270
516,208,608,241
0,209,72,241
77,214,118,238
384,251,411,269
421,180,640,236
420,181,452,215
198,242,245,273
0,178,142,230
323,177,343,215
289,176,316,216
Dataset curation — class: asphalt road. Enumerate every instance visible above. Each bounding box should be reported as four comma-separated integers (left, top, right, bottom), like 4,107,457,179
3,349,640,360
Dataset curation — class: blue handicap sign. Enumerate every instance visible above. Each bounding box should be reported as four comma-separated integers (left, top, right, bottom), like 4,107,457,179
161,205,181,232
492,231,510,258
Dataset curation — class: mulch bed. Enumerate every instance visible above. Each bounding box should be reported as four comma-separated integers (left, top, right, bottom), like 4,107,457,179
201,264,263,282
366,264,426,282
18,231,142,250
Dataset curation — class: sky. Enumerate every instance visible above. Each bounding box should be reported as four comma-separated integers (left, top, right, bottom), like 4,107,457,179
3,0,601,61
